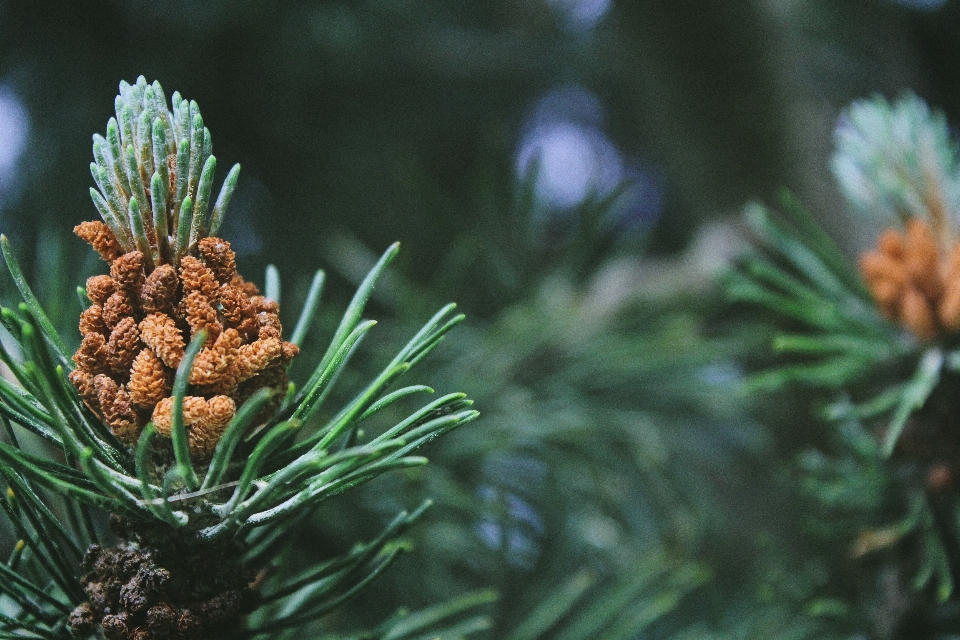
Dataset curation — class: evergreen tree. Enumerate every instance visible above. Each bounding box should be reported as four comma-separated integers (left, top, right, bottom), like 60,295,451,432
0,77,483,639
725,93,960,638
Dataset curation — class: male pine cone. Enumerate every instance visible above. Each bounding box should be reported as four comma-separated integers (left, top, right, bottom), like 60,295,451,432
860,217,960,341
70,222,298,458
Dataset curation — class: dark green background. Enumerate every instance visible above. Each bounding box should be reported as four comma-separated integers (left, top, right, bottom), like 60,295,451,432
2,1,959,636
3,0,955,290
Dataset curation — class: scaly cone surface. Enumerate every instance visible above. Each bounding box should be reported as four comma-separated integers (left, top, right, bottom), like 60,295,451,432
68,76,297,459
1,75,478,640
70,231,298,458
859,218,960,341
68,517,259,640
837,94,960,342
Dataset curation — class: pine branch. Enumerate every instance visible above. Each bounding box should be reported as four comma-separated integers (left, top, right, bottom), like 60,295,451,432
727,93,960,635
0,76,483,640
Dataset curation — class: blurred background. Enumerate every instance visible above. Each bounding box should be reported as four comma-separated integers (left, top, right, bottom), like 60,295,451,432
1,0,959,637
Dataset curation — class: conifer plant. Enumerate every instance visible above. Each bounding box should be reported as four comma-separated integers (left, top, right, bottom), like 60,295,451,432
0,77,481,639
728,94,960,637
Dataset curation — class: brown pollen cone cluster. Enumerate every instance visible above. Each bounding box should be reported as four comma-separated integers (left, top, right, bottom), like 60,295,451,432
859,217,960,341
68,518,258,640
70,222,298,458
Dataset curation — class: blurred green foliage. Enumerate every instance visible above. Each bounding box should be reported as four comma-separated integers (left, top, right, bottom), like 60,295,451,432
4,0,960,637
3,0,955,272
